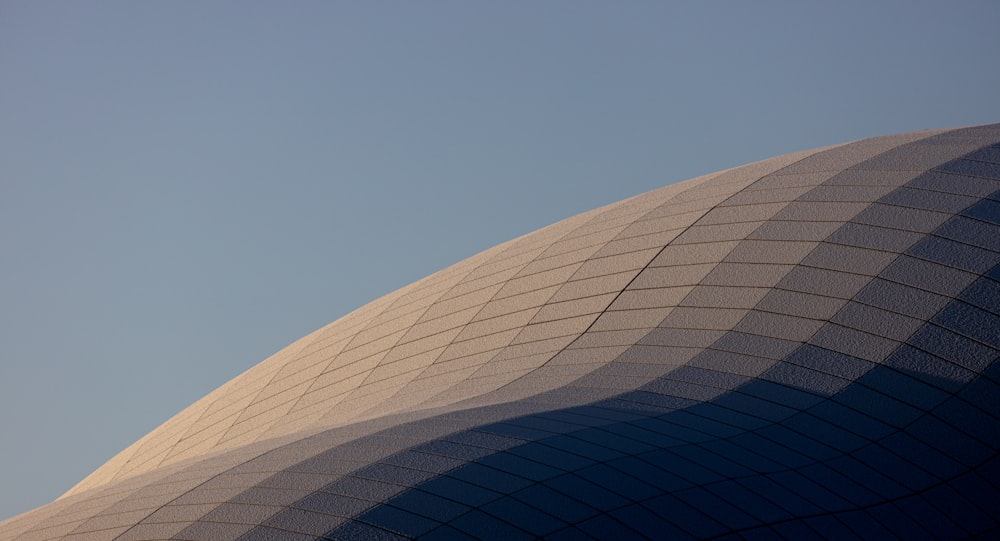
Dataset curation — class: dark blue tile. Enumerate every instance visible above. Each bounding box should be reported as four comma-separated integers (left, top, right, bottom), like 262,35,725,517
576,513,646,539
959,276,1000,314
936,159,1000,180
966,196,1000,223
449,508,535,541
480,496,567,537
937,215,1000,251
907,414,993,468
640,447,726,485
882,255,978,296
834,384,923,428
511,483,600,525
755,424,839,462
879,431,963,480
729,431,811,469
924,483,999,535
546,473,629,512
610,504,694,540
895,494,963,540
867,501,934,539
771,519,825,541
415,524,478,541
768,470,853,512
576,462,660,500
797,463,881,508
762,362,849,395
907,324,996,373
700,438,785,473
825,455,908,500
677,486,757,529
737,379,826,411
602,420,685,448
881,345,971,391
963,145,1000,164
671,444,754,479
325,519,410,541
737,476,821,517
674,403,754,436
808,400,895,440
358,504,441,538
857,366,950,410
477,449,564,482
803,515,863,540
880,186,976,213
783,411,872,453
606,455,694,492
706,480,793,524
643,494,728,538
412,474,501,508
711,391,797,424
852,445,936,492
384,488,470,523
629,415,712,444
654,408,740,439
908,235,1000,273
949,467,1000,517
448,462,534,494
355,462,436,487
907,170,999,198
957,377,1000,421
934,301,1000,349
784,345,873,380
836,510,896,539
574,426,654,456
934,395,1000,448
537,432,624,463
855,277,949,319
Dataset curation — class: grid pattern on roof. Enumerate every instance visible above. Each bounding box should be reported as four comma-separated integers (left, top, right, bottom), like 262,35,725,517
2,124,999,540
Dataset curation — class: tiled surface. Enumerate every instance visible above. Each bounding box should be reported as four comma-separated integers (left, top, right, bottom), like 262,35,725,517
4,125,1000,540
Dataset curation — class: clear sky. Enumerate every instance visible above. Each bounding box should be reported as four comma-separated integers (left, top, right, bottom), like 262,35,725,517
1,1,998,521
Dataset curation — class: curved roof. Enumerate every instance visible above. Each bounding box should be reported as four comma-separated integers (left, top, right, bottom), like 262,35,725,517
3,124,1000,539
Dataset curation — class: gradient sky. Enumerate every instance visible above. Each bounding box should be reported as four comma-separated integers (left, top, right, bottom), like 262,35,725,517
2,1,998,521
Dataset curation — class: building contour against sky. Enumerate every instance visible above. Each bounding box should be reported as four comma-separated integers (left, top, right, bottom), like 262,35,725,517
3,124,999,540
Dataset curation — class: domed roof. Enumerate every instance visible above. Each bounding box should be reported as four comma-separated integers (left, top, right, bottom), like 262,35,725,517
3,124,1000,540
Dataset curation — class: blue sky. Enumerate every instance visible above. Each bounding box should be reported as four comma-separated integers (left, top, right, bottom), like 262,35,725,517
1,1,997,520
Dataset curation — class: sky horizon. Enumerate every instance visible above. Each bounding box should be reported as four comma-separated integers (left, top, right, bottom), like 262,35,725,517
2,1,999,520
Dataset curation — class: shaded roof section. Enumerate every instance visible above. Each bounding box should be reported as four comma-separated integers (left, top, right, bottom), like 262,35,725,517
3,123,1000,540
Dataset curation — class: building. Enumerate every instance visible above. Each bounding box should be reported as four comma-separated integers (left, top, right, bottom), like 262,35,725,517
3,124,999,540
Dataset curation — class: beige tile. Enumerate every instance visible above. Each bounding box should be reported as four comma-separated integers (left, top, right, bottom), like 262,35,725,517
724,240,819,264
571,248,660,281
494,263,583,299
589,308,675,332
701,263,795,287
454,308,539,342
608,286,694,310
530,293,617,324
672,222,764,244
511,313,600,344
735,311,825,342
549,270,639,303
568,329,654,348
591,229,684,257
697,202,789,225
659,307,748,330
649,241,739,267
680,285,771,309
629,263,718,289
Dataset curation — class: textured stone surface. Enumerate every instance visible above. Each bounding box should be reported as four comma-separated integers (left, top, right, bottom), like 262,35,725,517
3,124,1000,540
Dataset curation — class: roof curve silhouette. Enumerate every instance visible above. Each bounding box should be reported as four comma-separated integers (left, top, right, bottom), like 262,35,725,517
3,124,1000,540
